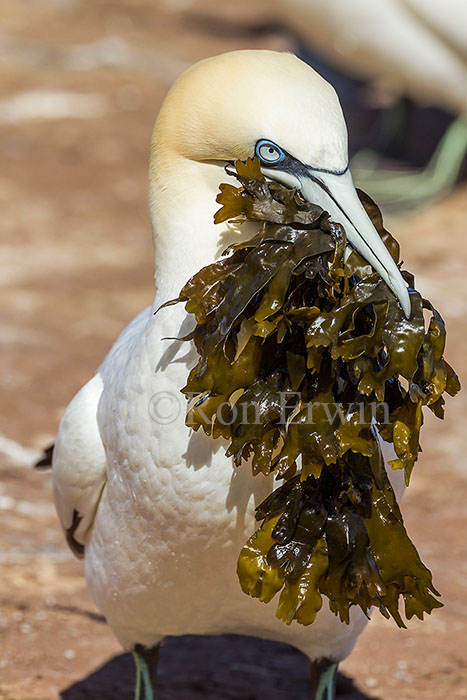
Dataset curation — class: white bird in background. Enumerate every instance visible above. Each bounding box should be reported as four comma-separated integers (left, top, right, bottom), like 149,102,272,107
270,0,467,205
270,0,467,114
52,50,408,700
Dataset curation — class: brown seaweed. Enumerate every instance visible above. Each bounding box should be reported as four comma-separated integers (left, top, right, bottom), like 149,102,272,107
166,158,460,628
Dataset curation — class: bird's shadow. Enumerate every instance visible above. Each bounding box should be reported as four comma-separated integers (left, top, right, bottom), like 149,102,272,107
61,634,380,700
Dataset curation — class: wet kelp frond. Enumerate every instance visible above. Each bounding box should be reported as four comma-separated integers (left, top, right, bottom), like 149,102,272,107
165,158,460,628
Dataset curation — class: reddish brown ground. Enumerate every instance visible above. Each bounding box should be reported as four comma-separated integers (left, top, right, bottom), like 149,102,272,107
1,2,466,699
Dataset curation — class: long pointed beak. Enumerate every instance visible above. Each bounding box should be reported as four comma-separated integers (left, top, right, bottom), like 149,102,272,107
299,169,411,317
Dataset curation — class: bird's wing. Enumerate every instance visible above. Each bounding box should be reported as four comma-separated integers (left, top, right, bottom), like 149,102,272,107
52,372,107,558
403,0,467,62
35,443,54,469
52,306,152,558
271,0,467,113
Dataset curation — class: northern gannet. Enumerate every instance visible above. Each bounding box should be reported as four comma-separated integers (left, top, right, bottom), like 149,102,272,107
52,50,409,699
270,0,467,114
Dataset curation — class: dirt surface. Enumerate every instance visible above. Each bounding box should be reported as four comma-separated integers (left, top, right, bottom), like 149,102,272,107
1,2,466,699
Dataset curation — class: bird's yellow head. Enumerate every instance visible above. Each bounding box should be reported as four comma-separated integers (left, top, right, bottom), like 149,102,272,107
152,50,347,172
150,49,410,316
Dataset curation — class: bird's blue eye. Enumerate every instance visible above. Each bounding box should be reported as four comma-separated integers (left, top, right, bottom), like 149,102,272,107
255,140,285,165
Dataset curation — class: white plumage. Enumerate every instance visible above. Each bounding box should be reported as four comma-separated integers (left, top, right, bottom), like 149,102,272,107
270,0,467,114
52,50,406,681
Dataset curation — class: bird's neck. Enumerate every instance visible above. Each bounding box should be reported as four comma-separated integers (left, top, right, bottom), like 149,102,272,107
149,152,243,307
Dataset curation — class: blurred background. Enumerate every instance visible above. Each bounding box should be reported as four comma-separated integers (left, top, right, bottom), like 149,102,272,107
0,1,466,698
